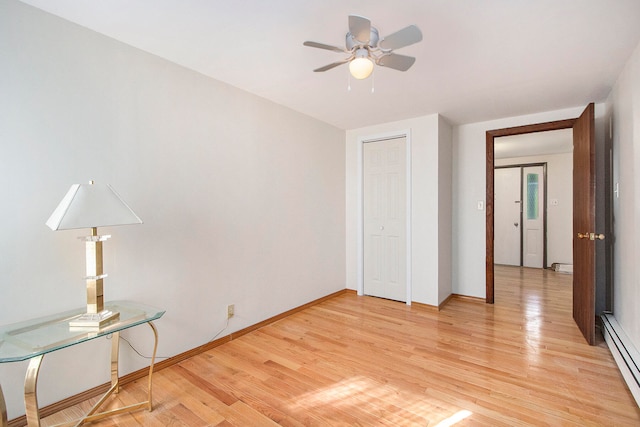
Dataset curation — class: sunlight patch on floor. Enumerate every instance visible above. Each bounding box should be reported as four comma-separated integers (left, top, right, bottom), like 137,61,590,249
295,376,371,407
434,409,473,426
291,375,473,424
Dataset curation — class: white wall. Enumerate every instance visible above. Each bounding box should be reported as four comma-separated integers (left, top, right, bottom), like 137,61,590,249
438,116,453,303
0,1,345,419
496,152,573,267
453,105,604,298
605,39,640,352
345,114,452,306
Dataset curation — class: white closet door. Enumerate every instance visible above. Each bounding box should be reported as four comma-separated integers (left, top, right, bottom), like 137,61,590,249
363,137,406,302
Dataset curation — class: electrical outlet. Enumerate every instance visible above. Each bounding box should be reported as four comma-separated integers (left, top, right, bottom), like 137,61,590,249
227,304,235,319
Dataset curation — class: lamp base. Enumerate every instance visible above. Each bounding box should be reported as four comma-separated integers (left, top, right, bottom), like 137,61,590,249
69,310,120,329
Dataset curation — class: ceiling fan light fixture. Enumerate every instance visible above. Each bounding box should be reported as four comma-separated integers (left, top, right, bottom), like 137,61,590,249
349,49,374,80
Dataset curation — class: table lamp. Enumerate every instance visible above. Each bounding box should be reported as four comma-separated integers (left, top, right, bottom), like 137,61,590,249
46,181,142,328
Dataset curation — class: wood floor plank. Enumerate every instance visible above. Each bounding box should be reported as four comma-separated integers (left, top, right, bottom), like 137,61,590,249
41,266,640,426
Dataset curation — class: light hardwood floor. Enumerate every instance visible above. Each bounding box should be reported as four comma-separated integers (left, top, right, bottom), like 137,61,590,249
43,266,640,426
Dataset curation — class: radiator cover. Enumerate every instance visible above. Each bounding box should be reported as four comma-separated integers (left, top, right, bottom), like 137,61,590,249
601,313,640,406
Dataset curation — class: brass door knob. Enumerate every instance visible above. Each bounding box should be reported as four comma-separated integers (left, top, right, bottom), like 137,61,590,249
577,232,605,240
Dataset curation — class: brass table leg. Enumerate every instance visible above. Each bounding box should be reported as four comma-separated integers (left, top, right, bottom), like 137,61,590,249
1,384,8,427
18,322,159,427
111,331,120,392
146,321,159,411
25,354,44,427
56,322,159,426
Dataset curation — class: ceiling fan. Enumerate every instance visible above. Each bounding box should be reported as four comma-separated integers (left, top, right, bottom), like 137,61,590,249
303,15,423,80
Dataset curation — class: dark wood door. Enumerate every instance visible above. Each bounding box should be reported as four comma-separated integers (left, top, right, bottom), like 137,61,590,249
572,103,596,345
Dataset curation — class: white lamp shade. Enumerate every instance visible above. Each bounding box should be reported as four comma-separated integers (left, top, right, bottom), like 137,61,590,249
46,182,142,230
349,56,374,80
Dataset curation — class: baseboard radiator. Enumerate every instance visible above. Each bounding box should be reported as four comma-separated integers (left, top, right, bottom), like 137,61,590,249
601,313,640,406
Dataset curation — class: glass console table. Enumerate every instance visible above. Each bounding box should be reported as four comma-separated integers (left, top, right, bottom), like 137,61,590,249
0,301,165,427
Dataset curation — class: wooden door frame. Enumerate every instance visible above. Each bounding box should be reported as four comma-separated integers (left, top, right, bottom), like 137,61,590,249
486,119,575,303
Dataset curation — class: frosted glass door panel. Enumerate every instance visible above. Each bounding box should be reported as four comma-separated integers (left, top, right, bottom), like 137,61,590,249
523,166,544,268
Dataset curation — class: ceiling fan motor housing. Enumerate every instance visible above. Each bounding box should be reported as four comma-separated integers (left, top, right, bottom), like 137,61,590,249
346,26,379,50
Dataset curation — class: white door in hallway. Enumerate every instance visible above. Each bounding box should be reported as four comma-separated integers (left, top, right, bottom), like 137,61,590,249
523,166,545,268
363,137,406,302
494,167,521,266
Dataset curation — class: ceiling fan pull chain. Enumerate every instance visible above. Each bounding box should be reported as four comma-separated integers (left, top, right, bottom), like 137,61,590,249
371,69,375,93
347,69,352,91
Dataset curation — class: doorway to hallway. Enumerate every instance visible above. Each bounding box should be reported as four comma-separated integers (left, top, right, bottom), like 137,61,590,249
486,104,600,345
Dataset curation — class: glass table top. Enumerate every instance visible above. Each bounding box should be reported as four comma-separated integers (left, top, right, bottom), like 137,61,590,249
0,301,165,363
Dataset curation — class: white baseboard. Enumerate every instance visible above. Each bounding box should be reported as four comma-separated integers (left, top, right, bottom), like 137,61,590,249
601,313,640,406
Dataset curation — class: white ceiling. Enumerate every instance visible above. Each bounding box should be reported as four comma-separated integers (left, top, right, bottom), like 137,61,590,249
18,0,640,130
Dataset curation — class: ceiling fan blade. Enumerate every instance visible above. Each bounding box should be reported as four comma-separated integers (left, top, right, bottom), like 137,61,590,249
376,53,416,71
379,25,423,50
349,15,371,43
313,60,349,72
303,41,345,53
